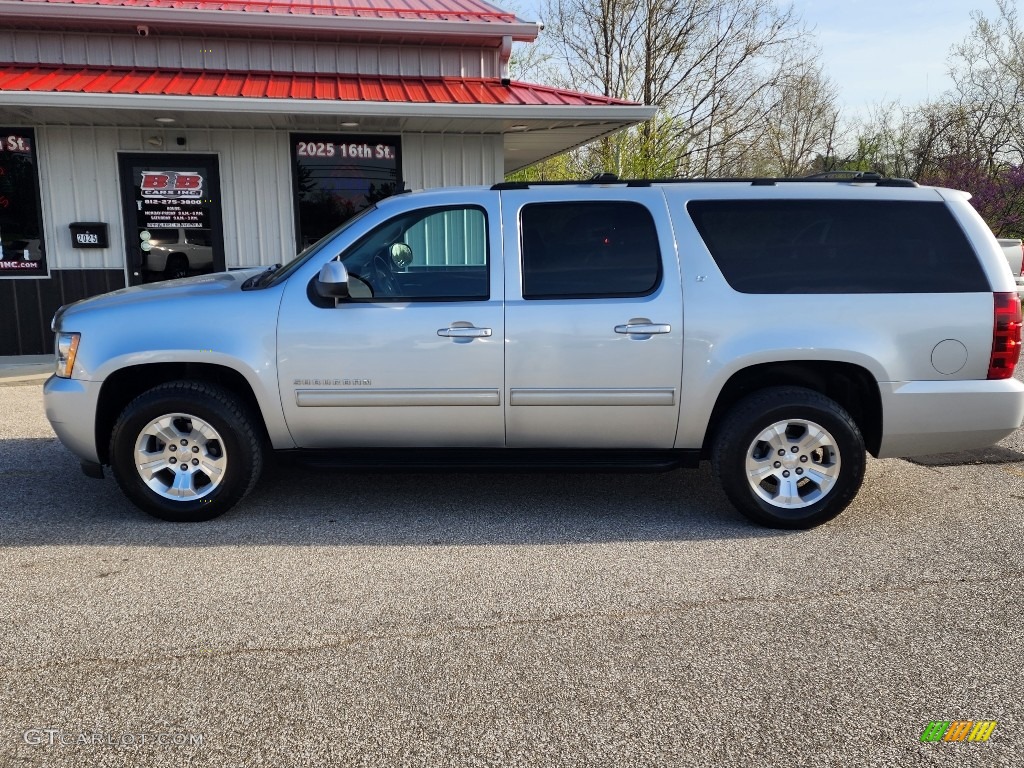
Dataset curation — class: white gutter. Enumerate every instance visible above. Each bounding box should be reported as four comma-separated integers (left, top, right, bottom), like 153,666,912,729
499,35,513,80
0,90,656,123
0,4,542,43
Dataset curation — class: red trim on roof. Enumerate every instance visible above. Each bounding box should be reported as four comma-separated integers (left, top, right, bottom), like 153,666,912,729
0,63,639,106
1,0,520,23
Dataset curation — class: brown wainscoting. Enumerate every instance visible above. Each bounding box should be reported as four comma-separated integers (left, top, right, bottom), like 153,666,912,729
0,270,126,355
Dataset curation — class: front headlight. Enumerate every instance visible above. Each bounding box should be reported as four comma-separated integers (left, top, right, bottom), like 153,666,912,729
55,332,80,378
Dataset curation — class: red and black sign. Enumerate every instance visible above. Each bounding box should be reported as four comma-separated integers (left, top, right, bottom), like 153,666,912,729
138,170,208,230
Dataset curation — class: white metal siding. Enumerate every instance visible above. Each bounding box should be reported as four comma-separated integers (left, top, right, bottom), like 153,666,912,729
0,31,500,78
210,130,296,269
35,127,296,272
403,134,504,190
33,128,502,272
36,125,125,272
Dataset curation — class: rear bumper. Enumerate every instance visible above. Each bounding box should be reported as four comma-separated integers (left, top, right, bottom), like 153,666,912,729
43,375,103,464
878,378,1024,457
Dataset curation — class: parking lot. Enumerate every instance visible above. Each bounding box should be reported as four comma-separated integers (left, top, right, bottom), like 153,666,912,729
1,376,1022,767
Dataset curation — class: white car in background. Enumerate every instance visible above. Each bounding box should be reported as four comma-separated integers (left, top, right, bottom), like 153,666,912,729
997,237,1024,297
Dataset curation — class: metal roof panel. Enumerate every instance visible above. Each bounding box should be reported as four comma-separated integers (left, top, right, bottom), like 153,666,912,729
0,63,641,108
1,0,522,22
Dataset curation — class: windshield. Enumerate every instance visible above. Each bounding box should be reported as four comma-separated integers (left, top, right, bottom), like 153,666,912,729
261,205,379,288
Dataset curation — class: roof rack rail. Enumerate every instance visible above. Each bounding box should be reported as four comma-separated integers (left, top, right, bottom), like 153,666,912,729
800,170,915,187
803,170,883,180
491,173,918,190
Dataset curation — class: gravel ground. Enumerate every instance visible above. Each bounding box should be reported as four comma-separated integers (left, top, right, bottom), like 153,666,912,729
1,378,1022,767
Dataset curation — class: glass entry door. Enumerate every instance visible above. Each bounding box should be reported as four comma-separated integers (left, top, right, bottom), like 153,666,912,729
118,153,225,285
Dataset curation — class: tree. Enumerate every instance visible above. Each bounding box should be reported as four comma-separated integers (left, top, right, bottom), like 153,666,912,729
838,101,949,180
539,0,807,177
753,44,841,176
947,0,1024,170
922,157,1024,238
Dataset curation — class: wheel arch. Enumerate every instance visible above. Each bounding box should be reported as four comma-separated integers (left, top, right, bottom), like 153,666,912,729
703,361,882,457
95,363,268,465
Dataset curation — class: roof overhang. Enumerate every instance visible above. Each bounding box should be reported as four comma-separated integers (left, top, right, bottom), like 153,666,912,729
0,65,654,171
0,92,654,172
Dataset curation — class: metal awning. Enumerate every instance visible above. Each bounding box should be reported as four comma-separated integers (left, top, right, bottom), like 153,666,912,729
0,64,655,171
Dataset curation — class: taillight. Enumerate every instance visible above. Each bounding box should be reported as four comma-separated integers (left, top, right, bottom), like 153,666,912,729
988,292,1022,379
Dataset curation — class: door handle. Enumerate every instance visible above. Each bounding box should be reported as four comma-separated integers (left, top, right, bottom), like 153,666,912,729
438,326,492,338
614,322,671,335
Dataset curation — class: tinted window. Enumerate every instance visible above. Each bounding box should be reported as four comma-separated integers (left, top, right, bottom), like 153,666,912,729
336,206,488,301
292,133,401,250
520,202,661,299
688,200,989,293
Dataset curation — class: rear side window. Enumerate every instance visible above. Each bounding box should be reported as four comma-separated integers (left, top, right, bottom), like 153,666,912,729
520,201,661,299
687,200,989,293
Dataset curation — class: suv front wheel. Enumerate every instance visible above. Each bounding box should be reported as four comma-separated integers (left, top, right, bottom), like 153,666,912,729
109,381,263,522
711,386,866,528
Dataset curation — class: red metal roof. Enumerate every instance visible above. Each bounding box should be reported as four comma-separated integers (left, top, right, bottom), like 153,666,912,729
0,63,637,106
0,0,520,23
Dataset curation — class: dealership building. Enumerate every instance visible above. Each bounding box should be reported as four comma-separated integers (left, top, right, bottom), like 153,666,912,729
0,0,652,355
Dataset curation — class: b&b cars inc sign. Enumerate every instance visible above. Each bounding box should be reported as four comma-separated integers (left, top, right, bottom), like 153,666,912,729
137,170,208,230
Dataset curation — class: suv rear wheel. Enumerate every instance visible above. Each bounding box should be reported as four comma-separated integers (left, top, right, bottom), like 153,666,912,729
711,386,865,528
109,381,263,522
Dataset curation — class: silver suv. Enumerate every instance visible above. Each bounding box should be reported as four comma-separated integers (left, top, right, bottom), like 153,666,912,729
44,176,1024,528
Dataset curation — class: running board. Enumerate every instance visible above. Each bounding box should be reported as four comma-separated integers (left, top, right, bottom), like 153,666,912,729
277,448,701,473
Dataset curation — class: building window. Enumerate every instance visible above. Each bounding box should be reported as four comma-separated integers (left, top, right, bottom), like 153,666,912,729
0,128,46,277
291,134,401,250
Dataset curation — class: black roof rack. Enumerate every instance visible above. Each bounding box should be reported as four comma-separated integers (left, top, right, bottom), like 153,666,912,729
491,172,918,191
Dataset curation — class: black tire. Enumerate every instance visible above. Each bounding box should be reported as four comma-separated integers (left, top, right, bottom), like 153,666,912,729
164,253,189,280
711,386,865,529
109,381,263,522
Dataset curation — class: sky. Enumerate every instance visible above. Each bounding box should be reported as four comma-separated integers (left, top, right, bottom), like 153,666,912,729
513,0,1007,121
790,0,1004,119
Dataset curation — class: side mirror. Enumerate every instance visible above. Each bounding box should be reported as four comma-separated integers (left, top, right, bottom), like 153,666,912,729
316,261,350,299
